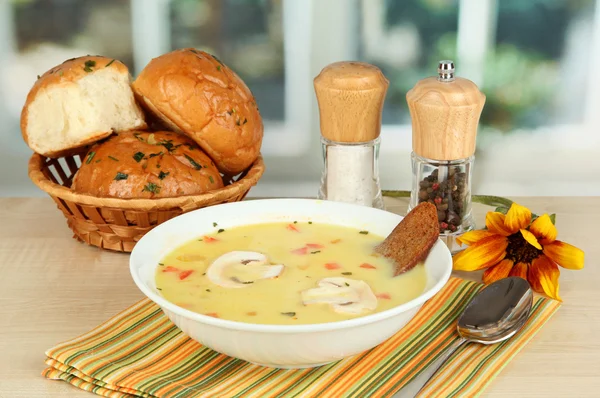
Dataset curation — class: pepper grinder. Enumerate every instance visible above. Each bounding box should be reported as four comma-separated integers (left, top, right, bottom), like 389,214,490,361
314,61,389,209
406,60,486,253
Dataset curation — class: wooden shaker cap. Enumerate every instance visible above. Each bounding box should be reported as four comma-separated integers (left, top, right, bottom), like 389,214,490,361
406,72,486,161
314,61,389,143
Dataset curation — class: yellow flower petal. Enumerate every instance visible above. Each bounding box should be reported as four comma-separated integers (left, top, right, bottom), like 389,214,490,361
543,240,585,270
482,259,514,285
527,261,544,293
529,214,557,244
509,262,528,280
520,229,542,250
505,203,532,233
453,235,508,271
485,212,512,236
456,230,496,246
530,255,562,301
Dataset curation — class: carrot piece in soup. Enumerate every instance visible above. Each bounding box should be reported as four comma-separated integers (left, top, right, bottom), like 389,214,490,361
246,311,257,316
291,247,308,255
306,243,324,249
205,312,219,318
287,224,300,232
203,236,218,243
162,266,179,273
330,239,341,244
360,263,377,269
325,262,341,270
179,270,194,280
376,293,391,299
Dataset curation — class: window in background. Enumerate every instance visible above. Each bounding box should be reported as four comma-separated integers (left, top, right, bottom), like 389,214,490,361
357,0,597,133
484,0,595,131
351,0,600,197
13,0,133,66
358,0,459,125
169,0,285,122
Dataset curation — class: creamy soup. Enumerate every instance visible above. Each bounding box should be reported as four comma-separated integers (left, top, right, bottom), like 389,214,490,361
155,222,427,325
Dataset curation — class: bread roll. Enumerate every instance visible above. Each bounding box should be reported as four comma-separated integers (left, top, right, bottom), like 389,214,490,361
132,48,263,175
72,131,224,199
21,56,147,158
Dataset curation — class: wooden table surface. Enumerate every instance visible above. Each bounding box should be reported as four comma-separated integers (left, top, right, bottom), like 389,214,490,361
1,196,598,397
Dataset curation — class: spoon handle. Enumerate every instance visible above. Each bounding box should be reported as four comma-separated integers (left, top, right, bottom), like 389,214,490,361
392,337,467,398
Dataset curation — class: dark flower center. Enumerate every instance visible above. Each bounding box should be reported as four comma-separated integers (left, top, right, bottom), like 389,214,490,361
505,232,542,264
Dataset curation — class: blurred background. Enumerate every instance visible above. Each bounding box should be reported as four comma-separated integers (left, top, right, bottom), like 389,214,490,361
1,0,599,197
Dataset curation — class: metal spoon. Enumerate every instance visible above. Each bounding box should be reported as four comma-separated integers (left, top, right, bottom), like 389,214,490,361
394,276,533,398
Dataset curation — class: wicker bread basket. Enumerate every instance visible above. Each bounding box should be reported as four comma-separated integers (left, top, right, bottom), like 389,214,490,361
28,148,265,252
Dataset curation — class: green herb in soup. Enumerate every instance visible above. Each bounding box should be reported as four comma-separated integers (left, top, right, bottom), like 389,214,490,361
154,222,427,325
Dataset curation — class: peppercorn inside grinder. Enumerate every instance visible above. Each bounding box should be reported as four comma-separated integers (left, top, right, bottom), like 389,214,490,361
314,61,389,209
406,60,486,253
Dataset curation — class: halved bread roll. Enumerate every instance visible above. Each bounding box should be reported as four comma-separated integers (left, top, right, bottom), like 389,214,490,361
21,56,147,158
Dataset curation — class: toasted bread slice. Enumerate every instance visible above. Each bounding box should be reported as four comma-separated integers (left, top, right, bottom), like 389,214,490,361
375,202,439,276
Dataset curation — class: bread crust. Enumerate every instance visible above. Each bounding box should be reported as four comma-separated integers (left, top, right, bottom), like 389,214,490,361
375,202,440,276
132,48,263,175
71,131,224,199
21,56,147,158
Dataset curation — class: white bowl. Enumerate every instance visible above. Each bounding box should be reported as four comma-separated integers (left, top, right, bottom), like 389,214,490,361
130,199,452,369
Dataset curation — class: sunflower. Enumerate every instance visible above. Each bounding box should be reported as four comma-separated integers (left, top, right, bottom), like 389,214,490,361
452,203,584,301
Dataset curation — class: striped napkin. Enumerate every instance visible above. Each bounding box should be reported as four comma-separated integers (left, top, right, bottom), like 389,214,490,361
43,277,560,398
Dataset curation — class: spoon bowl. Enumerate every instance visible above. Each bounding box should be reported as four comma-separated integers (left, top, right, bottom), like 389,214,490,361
396,277,533,397
458,276,534,344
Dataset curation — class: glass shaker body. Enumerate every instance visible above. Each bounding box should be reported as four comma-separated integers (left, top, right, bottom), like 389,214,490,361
318,137,384,209
408,153,475,253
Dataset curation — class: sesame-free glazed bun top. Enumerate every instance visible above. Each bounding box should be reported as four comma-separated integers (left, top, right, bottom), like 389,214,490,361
131,48,263,175
71,131,224,199
21,56,147,158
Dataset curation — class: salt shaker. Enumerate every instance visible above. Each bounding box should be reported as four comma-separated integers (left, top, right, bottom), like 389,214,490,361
314,61,389,209
406,60,486,253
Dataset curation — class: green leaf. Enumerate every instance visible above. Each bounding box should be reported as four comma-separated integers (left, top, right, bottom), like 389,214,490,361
83,60,96,72
280,312,296,317
211,53,225,65
158,171,169,180
85,151,96,164
133,152,145,162
114,172,128,181
185,154,202,170
142,182,160,194
474,195,514,208
380,191,558,226
494,206,509,215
